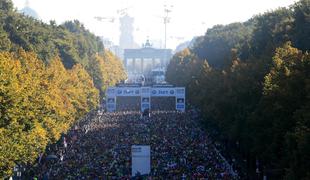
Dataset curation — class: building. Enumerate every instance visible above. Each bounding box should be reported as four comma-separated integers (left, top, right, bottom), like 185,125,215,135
119,15,139,50
123,39,172,75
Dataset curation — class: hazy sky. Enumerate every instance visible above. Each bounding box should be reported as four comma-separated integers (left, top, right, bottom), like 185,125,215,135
12,0,296,49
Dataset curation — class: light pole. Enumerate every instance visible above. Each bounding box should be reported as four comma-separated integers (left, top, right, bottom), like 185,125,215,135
163,5,173,49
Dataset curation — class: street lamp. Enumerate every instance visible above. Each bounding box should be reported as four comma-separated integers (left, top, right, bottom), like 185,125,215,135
164,5,173,49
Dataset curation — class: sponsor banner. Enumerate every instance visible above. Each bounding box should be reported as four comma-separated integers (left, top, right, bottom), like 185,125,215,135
175,87,185,95
150,88,176,97
176,104,185,109
141,96,150,111
176,103,185,112
141,87,151,95
106,87,116,95
141,103,150,111
176,98,185,103
106,95,116,112
176,95,185,112
107,98,115,103
141,97,150,103
107,103,116,112
116,87,141,96
108,87,184,97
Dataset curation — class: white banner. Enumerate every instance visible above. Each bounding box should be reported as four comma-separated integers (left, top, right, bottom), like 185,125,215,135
106,87,116,96
106,96,116,112
141,96,150,112
132,145,151,177
175,87,186,112
106,92,116,112
176,98,186,112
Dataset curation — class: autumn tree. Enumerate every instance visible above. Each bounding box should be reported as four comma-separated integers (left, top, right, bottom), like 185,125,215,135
0,50,100,178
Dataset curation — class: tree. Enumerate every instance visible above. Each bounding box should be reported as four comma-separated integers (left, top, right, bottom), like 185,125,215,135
292,0,310,51
87,51,126,96
0,50,101,178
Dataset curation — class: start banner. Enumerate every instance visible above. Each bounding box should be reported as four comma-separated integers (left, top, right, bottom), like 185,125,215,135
115,87,141,96
106,86,186,112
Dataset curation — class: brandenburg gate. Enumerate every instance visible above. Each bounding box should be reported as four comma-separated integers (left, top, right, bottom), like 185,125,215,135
123,40,172,74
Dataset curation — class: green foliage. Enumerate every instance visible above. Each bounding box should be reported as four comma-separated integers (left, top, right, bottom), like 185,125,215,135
87,51,126,96
256,43,310,179
166,1,310,178
0,0,126,95
192,22,253,68
0,2,103,69
166,48,203,87
0,0,13,13
250,8,294,59
292,0,310,51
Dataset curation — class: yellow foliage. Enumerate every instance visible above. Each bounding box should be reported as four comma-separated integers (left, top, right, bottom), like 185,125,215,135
0,50,100,178
0,48,125,177
87,50,126,95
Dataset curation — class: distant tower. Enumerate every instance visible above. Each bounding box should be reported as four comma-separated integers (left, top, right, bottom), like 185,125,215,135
119,15,135,49
20,0,40,19
25,0,29,7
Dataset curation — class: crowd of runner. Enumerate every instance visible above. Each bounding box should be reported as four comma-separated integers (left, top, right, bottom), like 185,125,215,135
31,98,238,179
116,97,141,111
115,97,176,112
150,97,175,111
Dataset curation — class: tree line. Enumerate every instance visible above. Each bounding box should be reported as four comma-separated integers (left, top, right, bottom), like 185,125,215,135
166,0,310,179
0,0,126,177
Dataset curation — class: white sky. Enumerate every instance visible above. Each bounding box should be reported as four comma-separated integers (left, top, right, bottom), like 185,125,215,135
12,0,296,50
